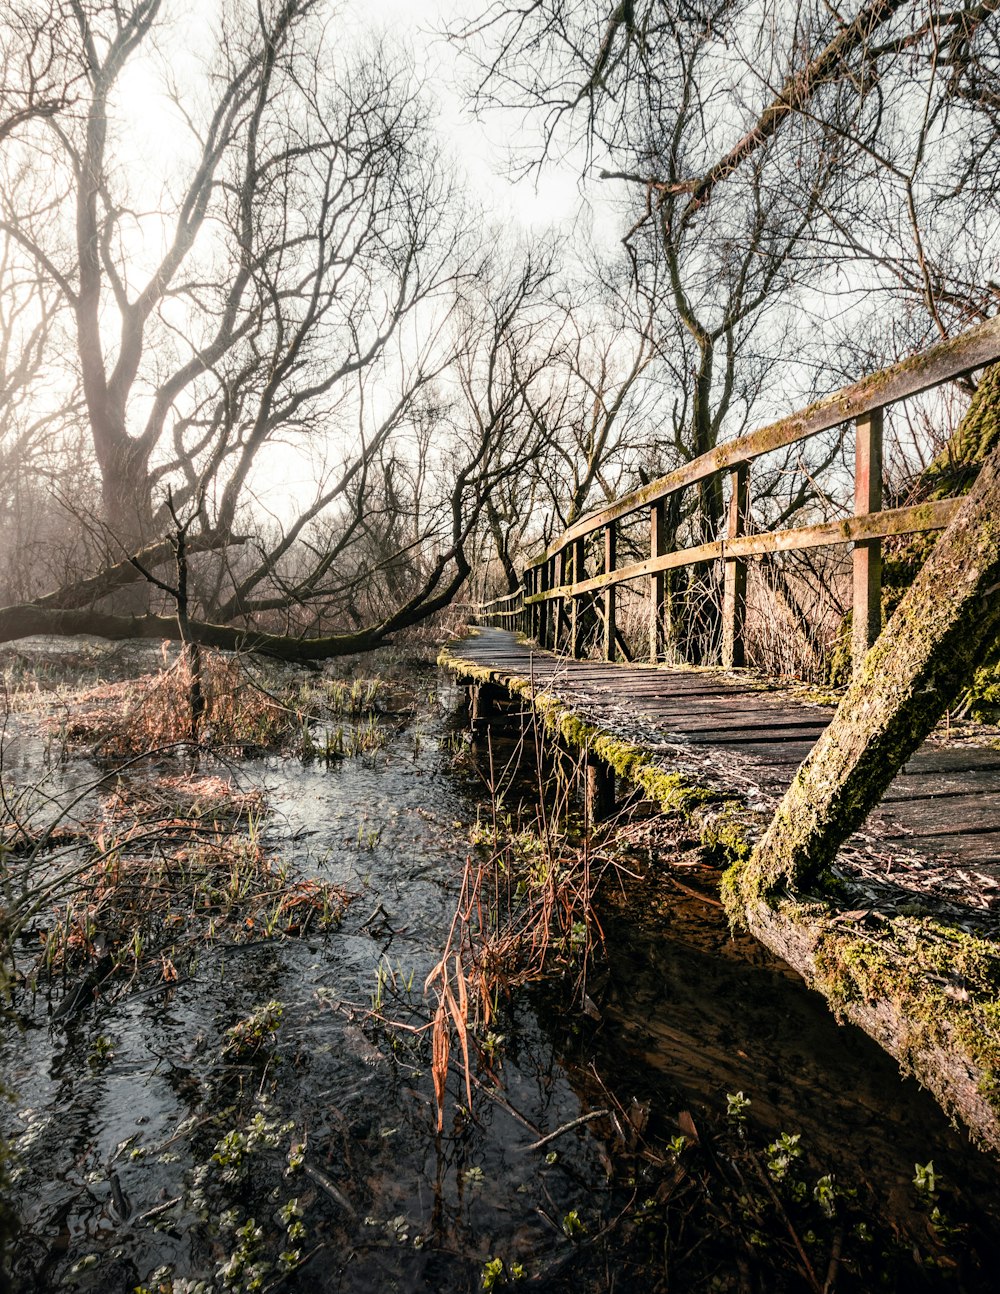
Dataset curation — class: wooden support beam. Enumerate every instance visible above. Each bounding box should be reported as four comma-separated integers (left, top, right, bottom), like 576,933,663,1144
649,501,667,663
585,754,615,822
538,560,550,647
570,536,585,659
722,464,749,668
548,557,558,648
603,523,617,661
555,548,569,651
468,681,505,725
853,409,883,675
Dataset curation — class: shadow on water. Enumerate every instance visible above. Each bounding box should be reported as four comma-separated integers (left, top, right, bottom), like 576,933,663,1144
1,662,999,1292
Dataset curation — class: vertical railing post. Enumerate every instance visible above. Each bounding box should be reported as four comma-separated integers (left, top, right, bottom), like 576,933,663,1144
570,536,585,659
853,409,883,674
603,523,617,662
547,556,557,650
555,547,568,652
538,558,550,648
521,573,530,637
722,464,749,668
649,500,667,663
528,566,538,642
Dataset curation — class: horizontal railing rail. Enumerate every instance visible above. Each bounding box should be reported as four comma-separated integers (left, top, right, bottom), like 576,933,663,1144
470,587,525,630
527,316,1000,569
492,316,1000,671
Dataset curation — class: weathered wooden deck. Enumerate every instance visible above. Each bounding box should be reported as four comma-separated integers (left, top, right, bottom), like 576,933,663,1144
449,627,1000,914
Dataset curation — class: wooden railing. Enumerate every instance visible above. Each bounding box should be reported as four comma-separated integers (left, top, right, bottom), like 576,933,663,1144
472,316,1000,672
475,588,526,632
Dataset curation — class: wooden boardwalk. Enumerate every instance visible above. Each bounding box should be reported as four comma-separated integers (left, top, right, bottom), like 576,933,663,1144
450,628,1000,916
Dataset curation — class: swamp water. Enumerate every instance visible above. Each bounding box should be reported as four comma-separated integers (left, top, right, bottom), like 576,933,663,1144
2,659,1000,1293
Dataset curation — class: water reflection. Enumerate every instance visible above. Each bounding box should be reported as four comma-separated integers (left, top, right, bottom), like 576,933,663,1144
2,669,999,1292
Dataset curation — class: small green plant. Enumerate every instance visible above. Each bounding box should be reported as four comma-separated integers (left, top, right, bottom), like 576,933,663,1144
222,1000,284,1062
726,1091,751,1123
766,1132,802,1181
813,1174,840,1218
482,1257,504,1291
913,1160,936,1198
87,1035,115,1068
357,821,381,850
561,1207,587,1238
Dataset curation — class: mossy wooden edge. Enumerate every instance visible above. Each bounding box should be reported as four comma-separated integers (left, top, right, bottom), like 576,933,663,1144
738,896,1000,1154
437,644,748,830
439,639,1000,1154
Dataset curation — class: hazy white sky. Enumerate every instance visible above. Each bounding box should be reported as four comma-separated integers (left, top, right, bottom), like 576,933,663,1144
360,0,621,245
110,0,622,269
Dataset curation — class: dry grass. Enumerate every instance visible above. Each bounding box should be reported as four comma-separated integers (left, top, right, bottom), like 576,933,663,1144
11,772,350,1003
421,721,621,1132
54,651,300,757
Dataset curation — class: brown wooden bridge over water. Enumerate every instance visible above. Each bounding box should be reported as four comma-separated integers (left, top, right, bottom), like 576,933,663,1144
449,626,1000,900
442,317,1000,1150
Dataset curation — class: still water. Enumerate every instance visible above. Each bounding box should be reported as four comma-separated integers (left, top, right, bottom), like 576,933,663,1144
3,665,1000,1292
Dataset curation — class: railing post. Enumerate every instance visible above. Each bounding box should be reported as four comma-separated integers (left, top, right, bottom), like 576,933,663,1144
722,464,749,668
521,574,529,637
603,523,617,662
555,547,568,652
545,557,556,649
853,409,883,674
528,566,538,642
570,536,585,659
649,501,667,662
538,559,550,648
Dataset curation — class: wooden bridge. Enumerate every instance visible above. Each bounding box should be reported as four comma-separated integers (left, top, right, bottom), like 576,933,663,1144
449,626,1000,892
442,317,1000,1152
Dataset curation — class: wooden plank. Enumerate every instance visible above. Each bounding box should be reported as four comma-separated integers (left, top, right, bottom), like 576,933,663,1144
528,315,1000,568
525,498,960,603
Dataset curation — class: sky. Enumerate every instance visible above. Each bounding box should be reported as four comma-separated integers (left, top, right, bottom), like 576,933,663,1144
111,0,621,261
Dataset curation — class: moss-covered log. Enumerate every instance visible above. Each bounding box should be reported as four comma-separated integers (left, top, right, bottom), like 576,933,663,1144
920,363,1000,499
729,364,1000,908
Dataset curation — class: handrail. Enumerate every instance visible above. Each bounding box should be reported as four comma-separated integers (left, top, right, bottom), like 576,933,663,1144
526,314,1000,571
477,590,522,609
469,316,1000,673
534,498,960,602
472,585,525,630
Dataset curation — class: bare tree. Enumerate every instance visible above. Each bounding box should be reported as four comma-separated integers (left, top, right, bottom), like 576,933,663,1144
0,0,552,657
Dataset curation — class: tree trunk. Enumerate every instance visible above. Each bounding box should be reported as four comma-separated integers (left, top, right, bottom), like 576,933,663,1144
918,365,1000,500
730,364,1000,906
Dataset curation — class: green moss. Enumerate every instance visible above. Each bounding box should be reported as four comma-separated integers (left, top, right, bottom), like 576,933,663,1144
436,647,498,685
700,807,754,866
807,913,1000,1124
441,649,742,837
963,640,1000,722
441,636,1000,1146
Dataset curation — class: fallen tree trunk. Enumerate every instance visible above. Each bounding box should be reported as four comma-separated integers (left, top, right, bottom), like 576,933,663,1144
32,532,246,611
0,604,394,661
728,363,1000,907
